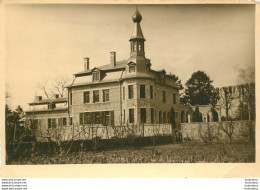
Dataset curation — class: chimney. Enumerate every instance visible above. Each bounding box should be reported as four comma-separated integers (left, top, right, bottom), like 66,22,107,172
54,94,59,99
84,57,90,70
35,96,42,101
110,51,116,67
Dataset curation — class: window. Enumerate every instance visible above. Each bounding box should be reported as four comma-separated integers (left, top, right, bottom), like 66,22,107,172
48,118,56,129
69,92,72,105
93,90,99,103
129,65,135,73
123,86,125,100
140,85,145,98
93,72,100,81
163,112,166,123
128,85,134,99
162,91,166,102
93,112,100,124
103,89,109,102
123,109,125,123
159,111,162,124
151,108,154,123
79,113,83,125
63,118,67,126
134,42,137,51
140,108,146,123
69,117,73,125
52,118,56,128
150,85,153,99
129,109,134,123
83,91,90,103
138,42,142,50
173,93,176,104
48,119,52,129
84,112,92,124
104,111,110,125
48,103,55,110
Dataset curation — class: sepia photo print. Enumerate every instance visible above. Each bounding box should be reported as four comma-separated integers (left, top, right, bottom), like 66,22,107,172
4,4,256,166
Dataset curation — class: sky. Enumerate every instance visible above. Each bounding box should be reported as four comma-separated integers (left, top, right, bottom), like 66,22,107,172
5,4,255,109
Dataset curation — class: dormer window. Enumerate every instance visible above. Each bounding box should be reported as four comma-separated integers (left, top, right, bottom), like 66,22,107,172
93,72,100,82
48,103,56,110
129,65,135,73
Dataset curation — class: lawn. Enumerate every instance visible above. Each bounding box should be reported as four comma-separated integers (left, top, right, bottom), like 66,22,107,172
10,141,255,164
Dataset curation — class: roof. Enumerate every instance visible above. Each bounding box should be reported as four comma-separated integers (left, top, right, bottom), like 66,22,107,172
28,97,67,105
130,22,145,41
25,107,68,114
74,60,127,76
70,70,124,87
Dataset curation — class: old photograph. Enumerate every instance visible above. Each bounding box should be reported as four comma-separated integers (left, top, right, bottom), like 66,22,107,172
4,4,255,165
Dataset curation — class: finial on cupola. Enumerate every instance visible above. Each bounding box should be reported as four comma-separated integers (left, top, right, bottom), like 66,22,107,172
132,7,142,23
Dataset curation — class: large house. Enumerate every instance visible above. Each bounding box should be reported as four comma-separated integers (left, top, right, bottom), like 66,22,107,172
26,9,181,132
26,9,223,141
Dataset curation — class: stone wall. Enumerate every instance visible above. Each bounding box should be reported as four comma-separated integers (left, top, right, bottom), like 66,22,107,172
181,121,255,142
36,123,173,142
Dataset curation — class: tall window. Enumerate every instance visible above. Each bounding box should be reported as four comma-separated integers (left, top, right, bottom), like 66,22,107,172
162,91,166,102
93,90,99,103
123,109,125,123
123,86,125,100
48,118,56,129
128,85,134,99
93,72,100,81
163,111,166,123
129,109,134,123
134,42,137,51
93,112,100,124
79,113,84,125
103,89,109,102
151,108,154,123
63,118,67,126
48,119,52,129
69,92,72,105
140,85,145,98
69,117,73,125
173,93,176,104
83,91,90,103
140,108,146,123
138,43,142,51
159,111,162,124
84,112,92,124
150,85,153,99
129,65,135,73
104,111,110,125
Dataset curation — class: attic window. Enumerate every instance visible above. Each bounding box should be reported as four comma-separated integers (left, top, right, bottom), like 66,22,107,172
129,65,135,73
93,72,100,82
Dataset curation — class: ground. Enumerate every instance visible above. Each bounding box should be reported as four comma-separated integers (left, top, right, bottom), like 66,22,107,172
9,141,255,164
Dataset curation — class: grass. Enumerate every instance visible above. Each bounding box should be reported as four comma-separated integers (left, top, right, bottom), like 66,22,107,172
10,141,255,164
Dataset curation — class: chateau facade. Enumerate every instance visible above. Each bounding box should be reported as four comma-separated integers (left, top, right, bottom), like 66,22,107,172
26,10,188,135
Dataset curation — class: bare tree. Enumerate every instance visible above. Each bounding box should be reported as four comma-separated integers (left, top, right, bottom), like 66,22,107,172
218,86,235,121
51,75,71,97
37,80,51,99
37,74,72,99
218,120,234,143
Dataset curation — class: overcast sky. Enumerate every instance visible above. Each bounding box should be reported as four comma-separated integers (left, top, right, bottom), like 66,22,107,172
5,4,255,109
